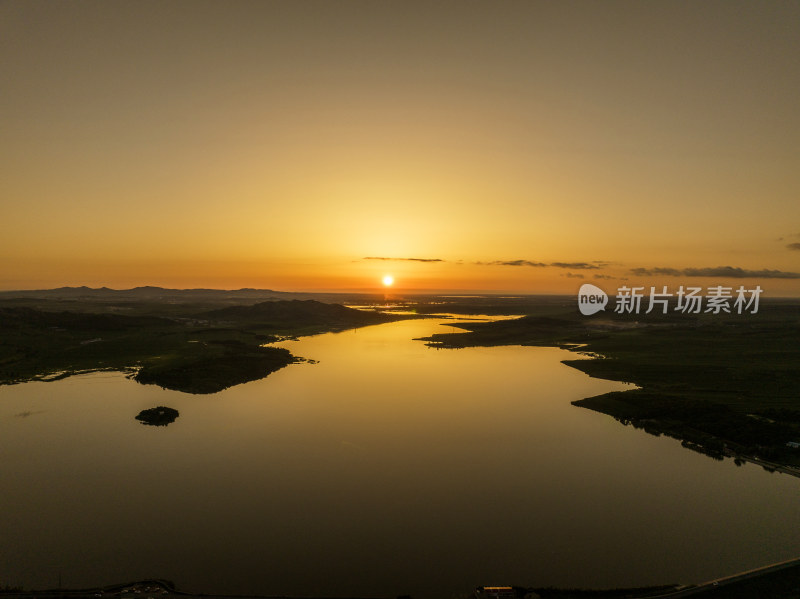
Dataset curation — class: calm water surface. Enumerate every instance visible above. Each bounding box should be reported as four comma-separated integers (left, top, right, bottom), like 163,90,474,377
1,318,799,598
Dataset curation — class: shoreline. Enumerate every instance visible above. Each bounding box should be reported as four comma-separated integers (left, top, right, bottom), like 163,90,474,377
419,306,800,473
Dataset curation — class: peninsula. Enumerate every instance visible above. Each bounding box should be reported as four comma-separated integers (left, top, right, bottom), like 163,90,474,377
0,288,407,394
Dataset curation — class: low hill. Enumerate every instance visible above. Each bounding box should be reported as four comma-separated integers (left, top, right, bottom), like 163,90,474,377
0,299,407,394
201,299,395,328
0,285,287,301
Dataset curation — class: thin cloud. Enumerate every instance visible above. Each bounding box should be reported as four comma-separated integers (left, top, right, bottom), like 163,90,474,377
362,256,616,272
479,259,547,267
594,274,619,280
630,267,682,276
684,267,800,279
564,272,584,279
787,243,800,251
631,266,800,279
15,410,44,418
476,260,599,269
363,256,444,263
550,262,600,270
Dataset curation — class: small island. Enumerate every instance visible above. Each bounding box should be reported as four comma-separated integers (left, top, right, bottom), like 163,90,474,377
135,406,180,426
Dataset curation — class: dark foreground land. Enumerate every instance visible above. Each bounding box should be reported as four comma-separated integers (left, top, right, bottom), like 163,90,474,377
413,294,800,471
3,559,800,599
0,287,409,394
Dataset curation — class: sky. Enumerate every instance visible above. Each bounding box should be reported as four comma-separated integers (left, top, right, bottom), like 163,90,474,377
2,1,800,294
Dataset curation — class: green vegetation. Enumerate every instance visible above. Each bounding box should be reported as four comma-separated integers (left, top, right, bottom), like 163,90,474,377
418,299,800,469
0,296,407,394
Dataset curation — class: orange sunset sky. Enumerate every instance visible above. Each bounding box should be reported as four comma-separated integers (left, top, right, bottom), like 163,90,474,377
2,1,800,294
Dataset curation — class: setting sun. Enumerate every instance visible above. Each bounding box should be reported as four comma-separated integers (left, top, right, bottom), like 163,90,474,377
382,275,394,287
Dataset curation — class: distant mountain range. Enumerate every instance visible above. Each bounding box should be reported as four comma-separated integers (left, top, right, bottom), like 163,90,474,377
0,286,292,300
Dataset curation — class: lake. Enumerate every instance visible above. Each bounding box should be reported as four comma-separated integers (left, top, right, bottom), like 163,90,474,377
1,317,799,598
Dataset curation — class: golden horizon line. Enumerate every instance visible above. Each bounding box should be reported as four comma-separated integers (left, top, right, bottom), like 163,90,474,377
0,283,576,295
1,284,800,299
